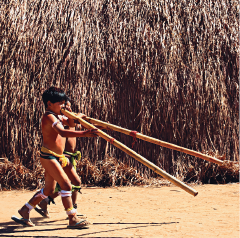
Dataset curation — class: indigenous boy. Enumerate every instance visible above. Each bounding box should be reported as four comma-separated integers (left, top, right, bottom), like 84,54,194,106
11,87,97,228
35,98,83,217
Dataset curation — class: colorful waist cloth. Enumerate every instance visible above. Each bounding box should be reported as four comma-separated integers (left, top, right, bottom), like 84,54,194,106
63,151,81,170
40,147,68,168
64,151,81,161
54,150,82,193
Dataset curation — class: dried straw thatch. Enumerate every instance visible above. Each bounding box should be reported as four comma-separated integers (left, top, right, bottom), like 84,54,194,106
184,160,239,184
0,157,151,190
77,155,148,187
0,158,44,190
1,155,237,191
0,0,239,187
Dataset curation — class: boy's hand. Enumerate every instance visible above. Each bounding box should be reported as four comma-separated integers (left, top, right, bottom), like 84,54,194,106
79,113,87,119
84,129,98,137
74,113,86,124
65,104,72,112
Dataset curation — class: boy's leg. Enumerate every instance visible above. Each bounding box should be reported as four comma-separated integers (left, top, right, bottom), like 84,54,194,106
38,163,80,215
63,162,81,208
17,190,48,221
72,190,78,208
63,162,81,187
38,190,60,208
35,190,60,218
18,171,56,221
40,158,72,207
40,157,87,227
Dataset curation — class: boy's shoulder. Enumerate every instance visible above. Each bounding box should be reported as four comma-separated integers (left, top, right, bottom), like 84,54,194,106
42,112,67,128
42,112,58,124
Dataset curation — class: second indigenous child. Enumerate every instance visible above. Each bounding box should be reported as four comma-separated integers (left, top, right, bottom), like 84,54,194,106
11,87,98,229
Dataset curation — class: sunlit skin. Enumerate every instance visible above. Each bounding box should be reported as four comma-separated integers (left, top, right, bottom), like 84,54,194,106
18,100,97,227
64,101,82,205
38,101,83,212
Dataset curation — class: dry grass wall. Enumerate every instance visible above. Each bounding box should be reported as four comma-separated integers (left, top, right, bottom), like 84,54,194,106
0,0,239,186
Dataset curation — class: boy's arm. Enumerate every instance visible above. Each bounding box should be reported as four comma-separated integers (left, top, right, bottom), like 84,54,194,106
52,120,98,138
62,112,86,128
60,115,75,128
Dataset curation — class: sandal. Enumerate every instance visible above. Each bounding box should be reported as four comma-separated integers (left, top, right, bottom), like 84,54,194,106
67,219,89,229
11,215,35,227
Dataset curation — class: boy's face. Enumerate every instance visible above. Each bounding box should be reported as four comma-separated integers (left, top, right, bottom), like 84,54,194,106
47,100,65,114
65,101,72,111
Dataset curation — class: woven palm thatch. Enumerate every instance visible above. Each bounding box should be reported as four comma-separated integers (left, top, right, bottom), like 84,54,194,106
77,156,147,187
0,157,149,190
0,158,44,190
0,0,238,187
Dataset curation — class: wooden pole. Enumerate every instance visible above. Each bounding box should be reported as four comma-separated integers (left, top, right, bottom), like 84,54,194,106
81,116,224,166
61,109,198,197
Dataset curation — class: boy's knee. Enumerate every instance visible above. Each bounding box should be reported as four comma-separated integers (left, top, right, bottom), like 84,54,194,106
73,179,81,187
42,188,55,197
35,188,49,199
60,181,72,191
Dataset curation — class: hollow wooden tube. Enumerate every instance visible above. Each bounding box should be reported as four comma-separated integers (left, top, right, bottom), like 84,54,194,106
61,109,198,197
82,117,223,166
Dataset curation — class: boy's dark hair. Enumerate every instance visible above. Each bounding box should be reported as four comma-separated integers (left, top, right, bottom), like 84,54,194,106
66,96,71,103
42,87,68,108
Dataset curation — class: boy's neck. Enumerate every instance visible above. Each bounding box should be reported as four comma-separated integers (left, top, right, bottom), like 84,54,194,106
45,110,58,116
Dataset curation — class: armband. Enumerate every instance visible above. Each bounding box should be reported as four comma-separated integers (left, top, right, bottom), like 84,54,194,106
52,120,60,127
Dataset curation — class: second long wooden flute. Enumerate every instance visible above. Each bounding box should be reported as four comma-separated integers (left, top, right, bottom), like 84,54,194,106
82,116,224,166
61,109,198,196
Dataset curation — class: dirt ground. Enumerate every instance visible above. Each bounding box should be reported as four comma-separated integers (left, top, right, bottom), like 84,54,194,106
0,183,239,238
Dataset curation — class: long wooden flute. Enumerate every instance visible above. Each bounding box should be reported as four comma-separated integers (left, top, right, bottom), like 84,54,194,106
61,109,198,196
81,116,224,166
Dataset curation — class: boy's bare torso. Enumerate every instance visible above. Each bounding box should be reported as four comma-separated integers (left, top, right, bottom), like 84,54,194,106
65,127,76,152
41,112,66,155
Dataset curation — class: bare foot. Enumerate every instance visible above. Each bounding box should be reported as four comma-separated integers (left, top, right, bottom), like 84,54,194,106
18,205,30,220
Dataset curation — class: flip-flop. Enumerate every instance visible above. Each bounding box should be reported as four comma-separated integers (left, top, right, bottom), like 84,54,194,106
11,215,35,227
34,207,50,218
67,219,89,229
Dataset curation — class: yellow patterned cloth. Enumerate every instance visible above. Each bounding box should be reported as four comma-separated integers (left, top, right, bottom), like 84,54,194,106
41,147,68,168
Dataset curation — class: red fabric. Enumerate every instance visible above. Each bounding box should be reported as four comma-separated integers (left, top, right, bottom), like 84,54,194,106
108,138,115,144
130,131,138,147
130,131,138,138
